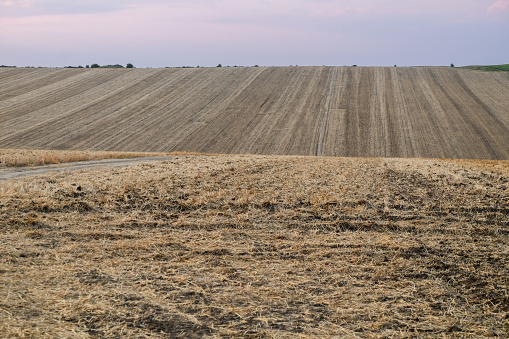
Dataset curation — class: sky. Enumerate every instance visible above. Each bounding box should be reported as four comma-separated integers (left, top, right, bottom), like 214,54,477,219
1,0,508,68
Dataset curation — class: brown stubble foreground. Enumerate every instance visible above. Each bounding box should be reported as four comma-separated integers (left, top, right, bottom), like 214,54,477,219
0,155,508,338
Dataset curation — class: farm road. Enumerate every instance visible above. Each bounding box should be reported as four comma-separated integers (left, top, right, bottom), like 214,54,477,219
0,156,176,181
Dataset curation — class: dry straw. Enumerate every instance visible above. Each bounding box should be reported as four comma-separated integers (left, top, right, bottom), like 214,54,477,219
0,154,508,337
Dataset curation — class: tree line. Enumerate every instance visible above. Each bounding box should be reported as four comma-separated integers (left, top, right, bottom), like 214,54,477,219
65,63,134,69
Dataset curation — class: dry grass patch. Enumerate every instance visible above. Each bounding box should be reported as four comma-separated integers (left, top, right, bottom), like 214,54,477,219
0,149,199,167
0,155,508,337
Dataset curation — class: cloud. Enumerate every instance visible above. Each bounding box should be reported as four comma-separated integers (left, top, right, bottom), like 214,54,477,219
0,1,497,48
488,0,509,16
249,0,486,19
1,0,508,67
0,0,162,16
0,0,493,19
0,0,31,7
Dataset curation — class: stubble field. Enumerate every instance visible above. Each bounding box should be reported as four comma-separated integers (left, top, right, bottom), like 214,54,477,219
1,66,509,159
0,154,508,338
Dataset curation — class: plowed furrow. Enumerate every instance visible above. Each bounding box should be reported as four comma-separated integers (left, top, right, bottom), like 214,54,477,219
0,67,508,159
0,69,86,100
0,70,125,121
0,70,169,148
429,68,509,159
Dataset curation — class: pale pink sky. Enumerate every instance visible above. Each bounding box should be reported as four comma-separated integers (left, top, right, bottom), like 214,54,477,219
1,0,508,67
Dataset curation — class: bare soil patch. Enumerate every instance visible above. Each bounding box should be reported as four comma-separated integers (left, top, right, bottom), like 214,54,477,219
1,67,508,159
1,154,507,337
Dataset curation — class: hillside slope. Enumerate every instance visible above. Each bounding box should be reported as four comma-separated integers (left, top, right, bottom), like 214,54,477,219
1,66,508,159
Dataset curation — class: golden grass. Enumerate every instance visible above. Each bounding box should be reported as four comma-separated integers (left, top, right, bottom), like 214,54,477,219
0,149,199,167
0,154,508,337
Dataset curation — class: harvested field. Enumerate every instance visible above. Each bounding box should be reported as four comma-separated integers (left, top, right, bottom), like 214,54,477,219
1,154,508,337
1,67,509,159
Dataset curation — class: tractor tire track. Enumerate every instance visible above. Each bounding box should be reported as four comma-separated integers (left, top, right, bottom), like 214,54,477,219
316,66,338,156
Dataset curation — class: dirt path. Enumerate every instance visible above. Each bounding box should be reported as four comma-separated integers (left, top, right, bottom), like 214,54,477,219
0,156,176,181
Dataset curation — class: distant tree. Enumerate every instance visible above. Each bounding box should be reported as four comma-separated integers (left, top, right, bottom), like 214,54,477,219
85,65,90,68
91,63,100,68
450,63,455,67
217,64,222,67
352,65,357,67
254,65,259,67
126,63,134,68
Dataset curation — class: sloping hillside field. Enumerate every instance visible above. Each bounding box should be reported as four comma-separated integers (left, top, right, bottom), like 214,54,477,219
1,67,509,159
1,155,508,337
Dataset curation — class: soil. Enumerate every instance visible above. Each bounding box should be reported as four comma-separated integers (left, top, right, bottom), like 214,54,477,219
1,67,508,159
